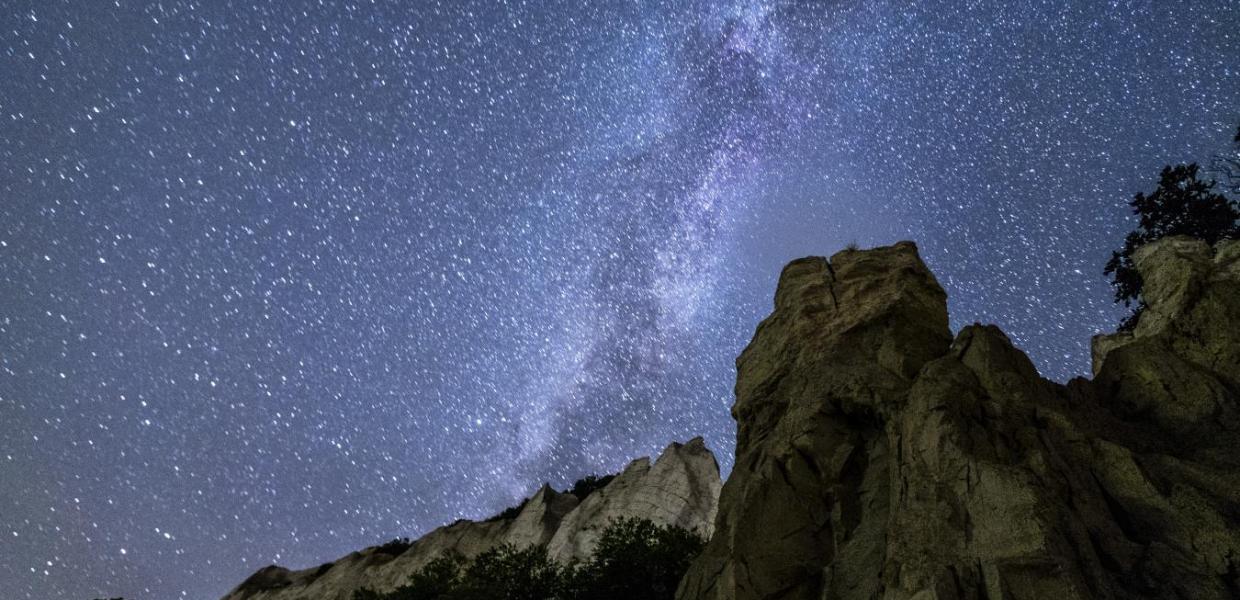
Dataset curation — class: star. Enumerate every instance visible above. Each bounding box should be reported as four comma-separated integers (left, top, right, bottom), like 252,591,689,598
1,1,1237,598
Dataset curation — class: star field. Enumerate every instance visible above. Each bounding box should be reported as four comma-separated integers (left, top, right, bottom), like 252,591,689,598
2,1,1238,598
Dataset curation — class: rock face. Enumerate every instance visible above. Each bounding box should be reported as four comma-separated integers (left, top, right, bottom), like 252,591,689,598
222,438,721,600
678,238,1240,600
547,437,723,562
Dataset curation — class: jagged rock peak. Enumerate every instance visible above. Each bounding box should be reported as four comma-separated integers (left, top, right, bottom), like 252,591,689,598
548,435,721,561
222,438,721,600
678,239,1240,600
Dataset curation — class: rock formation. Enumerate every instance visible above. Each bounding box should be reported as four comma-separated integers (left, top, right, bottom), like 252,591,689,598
222,438,721,600
223,237,1239,600
677,238,1240,600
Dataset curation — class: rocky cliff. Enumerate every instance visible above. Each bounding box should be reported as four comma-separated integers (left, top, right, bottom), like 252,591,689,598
222,438,721,600
677,238,1240,600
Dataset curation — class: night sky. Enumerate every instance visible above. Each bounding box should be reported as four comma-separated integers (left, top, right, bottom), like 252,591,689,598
2,1,1237,598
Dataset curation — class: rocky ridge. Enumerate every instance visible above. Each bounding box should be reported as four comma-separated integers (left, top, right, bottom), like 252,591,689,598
222,437,721,600
676,238,1240,600
223,237,1239,600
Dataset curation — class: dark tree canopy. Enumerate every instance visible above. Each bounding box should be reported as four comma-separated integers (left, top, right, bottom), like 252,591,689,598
353,553,462,600
1105,162,1240,330
566,474,615,501
458,545,564,600
563,517,706,600
375,538,414,556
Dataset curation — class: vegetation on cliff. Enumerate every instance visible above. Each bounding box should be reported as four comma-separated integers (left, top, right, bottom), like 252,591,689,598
482,474,616,523
1107,127,1240,330
353,517,704,600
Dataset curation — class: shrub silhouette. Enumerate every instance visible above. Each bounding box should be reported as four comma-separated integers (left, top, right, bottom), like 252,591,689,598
484,498,527,523
353,518,705,600
566,474,615,501
1209,123,1240,194
454,544,564,600
1105,163,1239,330
563,517,706,600
484,475,614,523
375,538,413,557
353,554,463,600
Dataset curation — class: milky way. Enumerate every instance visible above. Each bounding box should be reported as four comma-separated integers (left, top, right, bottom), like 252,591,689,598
2,1,1237,598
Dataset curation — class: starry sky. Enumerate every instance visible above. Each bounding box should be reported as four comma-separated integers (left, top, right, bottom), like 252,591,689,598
1,1,1237,598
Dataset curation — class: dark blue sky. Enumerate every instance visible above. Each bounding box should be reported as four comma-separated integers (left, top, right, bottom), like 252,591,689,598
2,1,1237,598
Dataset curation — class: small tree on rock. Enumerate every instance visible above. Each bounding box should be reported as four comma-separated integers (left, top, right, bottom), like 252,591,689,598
1105,163,1240,330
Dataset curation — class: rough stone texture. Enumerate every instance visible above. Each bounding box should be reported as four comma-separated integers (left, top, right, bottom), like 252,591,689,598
1091,237,1240,442
1093,237,1240,374
675,242,952,600
548,437,722,562
678,239,1240,600
221,438,721,600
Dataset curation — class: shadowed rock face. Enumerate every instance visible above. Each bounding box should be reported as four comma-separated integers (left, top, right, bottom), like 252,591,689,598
221,438,720,600
678,238,1240,600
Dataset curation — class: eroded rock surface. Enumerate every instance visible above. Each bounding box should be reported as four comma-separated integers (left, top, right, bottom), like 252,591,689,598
548,437,721,562
678,238,1240,600
222,438,720,600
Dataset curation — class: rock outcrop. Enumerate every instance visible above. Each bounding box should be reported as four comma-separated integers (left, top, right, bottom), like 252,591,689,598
547,436,723,562
678,238,1240,600
222,438,721,600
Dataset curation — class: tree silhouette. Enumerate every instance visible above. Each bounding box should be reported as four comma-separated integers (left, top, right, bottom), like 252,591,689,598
563,517,705,600
454,544,564,600
1105,163,1240,330
1208,123,1240,194
566,474,615,501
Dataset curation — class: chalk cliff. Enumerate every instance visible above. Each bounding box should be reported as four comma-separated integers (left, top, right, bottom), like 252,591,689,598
222,438,721,600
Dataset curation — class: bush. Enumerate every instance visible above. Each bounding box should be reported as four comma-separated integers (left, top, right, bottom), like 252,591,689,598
454,544,564,600
484,475,614,523
566,474,615,501
407,554,465,597
353,518,705,600
564,517,706,600
353,554,464,600
375,538,413,557
484,499,527,523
